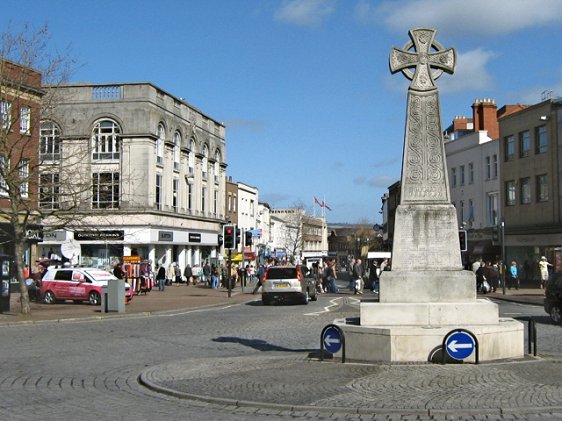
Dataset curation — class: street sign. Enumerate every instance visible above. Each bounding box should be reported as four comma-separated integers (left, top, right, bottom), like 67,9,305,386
444,329,476,361
322,325,343,354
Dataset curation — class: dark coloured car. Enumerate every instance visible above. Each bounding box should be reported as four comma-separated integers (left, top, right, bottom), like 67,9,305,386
544,272,562,324
262,265,317,305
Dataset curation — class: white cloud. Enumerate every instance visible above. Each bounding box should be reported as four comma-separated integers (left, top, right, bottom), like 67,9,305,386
438,48,496,93
275,0,337,27
378,0,562,37
354,174,398,188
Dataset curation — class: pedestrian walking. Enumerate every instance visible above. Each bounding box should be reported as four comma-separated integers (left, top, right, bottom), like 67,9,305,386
508,260,519,290
156,264,166,291
183,264,192,286
539,256,553,289
352,258,364,294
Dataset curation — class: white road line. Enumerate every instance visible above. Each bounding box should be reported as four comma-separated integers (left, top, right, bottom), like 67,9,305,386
304,296,360,316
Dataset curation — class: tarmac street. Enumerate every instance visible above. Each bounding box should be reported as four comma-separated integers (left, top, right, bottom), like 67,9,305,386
1,282,561,420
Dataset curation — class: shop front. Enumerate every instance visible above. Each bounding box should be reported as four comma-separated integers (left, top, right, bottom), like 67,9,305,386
38,227,220,272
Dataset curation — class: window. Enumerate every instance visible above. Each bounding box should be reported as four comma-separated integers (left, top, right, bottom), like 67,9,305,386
468,199,474,223
155,174,162,210
40,121,61,160
188,138,195,174
485,156,491,179
92,172,119,208
40,173,60,209
1,100,11,129
214,150,220,183
459,200,465,224
201,186,206,212
173,132,180,171
504,135,515,161
202,145,208,179
157,124,165,165
520,177,531,204
19,106,30,134
172,178,179,212
92,119,121,160
536,174,548,202
505,180,516,206
460,165,465,186
18,160,29,198
187,182,192,211
486,192,498,225
213,189,218,215
468,162,474,184
492,154,498,178
451,167,457,187
536,125,548,154
519,130,530,157
0,155,8,195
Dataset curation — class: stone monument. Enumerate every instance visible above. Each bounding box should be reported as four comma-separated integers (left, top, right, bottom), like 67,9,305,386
334,29,524,363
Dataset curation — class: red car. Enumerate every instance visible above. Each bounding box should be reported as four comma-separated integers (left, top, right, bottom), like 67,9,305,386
40,268,133,305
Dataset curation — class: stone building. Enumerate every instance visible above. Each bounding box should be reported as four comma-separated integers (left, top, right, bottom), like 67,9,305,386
500,97,562,277
39,82,226,271
0,59,43,265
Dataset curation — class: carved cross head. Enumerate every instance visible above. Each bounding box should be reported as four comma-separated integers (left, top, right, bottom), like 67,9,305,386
389,28,455,91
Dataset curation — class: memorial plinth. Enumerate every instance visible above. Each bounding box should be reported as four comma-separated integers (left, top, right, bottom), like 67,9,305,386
335,28,523,363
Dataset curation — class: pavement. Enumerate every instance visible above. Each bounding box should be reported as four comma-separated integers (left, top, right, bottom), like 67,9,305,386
3,280,559,420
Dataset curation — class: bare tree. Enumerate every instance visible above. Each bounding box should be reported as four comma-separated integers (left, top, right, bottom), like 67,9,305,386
0,24,77,314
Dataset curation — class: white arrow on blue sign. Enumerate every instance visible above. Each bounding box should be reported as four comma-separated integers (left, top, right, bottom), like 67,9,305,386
323,326,342,354
445,331,476,360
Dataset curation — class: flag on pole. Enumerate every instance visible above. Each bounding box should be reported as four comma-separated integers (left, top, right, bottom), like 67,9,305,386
314,197,324,207
324,202,332,211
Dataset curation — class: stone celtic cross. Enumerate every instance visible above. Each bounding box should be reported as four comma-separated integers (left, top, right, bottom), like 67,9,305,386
389,28,455,92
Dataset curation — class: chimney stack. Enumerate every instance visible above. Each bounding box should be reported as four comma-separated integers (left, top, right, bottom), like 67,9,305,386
471,98,499,139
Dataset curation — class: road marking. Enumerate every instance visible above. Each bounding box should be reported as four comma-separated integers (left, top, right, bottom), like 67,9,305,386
304,296,359,316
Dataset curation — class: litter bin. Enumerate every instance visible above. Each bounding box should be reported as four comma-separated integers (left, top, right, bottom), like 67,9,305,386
101,279,125,313
0,278,9,313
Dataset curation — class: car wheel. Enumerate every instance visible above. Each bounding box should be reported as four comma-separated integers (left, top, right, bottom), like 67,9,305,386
89,291,101,305
550,305,562,324
44,291,56,304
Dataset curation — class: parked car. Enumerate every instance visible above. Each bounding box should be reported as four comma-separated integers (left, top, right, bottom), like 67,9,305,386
261,265,317,305
40,268,133,305
544,272,562,324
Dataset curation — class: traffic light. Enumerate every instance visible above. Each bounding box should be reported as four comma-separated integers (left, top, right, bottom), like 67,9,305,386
223,224,236,249
236,227,241,246
458,229,467,252
245,231,253,246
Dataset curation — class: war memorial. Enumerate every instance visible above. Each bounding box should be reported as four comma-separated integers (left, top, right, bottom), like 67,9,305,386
335,29,524,363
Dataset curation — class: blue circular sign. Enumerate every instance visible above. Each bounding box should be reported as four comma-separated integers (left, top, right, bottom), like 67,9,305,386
322,326,342,354
445,331,476,360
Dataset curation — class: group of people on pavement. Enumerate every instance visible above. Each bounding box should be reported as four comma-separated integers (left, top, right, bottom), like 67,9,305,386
153,260,262,292
472,255,554,293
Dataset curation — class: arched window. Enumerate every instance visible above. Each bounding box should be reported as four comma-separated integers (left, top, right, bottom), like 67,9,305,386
173,131,181,171
40,120,61,161
156,123,165,165
92,119,121,160
214,150,221,182
188,138,195,175
202,144,209,178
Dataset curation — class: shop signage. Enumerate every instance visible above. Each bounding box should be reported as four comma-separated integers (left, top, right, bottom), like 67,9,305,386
75,230,125,241
25,229,43,241
188,233,201,243
158,231,173,241
123,256,141,263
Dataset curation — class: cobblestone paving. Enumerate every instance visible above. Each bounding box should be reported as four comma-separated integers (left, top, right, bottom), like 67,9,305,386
142,354,562,419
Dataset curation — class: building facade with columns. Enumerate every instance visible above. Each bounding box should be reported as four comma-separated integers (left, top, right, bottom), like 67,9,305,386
39,82,227,271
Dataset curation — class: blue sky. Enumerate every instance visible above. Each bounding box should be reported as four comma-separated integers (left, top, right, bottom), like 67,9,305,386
2,0,562,223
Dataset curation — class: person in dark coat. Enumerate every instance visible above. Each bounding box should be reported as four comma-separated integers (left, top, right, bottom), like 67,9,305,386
183,264,193,286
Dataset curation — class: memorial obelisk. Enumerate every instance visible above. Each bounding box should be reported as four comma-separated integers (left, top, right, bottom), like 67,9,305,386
334,29,523,363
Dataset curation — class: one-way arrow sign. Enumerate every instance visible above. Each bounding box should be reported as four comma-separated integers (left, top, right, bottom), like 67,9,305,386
322,325,343,354
444,330,476,360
